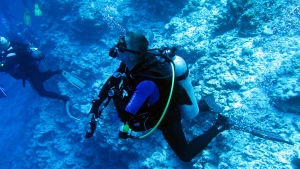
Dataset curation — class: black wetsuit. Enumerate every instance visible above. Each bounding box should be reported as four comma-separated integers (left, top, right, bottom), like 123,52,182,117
28,69,68,102
91,58,221,162
0,42,68,102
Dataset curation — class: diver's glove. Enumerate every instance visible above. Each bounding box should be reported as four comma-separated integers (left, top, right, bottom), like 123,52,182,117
34,3,42,16
118,123,136,139
119,123,129,139
85,117,97,139
24,8,31,26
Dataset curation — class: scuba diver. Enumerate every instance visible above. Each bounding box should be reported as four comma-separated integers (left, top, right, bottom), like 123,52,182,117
22,0,42,26
0,36,85,104
85,32,230,162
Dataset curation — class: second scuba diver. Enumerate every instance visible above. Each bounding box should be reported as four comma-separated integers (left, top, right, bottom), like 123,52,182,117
0,36,85,104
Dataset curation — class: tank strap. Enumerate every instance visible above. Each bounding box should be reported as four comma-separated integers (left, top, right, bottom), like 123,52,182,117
175,67,189,81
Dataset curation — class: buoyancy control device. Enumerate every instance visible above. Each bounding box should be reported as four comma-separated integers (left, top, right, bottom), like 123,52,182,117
148,47,199,120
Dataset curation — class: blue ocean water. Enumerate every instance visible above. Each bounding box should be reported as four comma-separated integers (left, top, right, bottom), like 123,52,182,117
1,0,300,168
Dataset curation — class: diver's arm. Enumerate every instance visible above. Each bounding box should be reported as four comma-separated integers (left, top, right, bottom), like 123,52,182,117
125,80,157,114
85,63,126,139
115,80,158,122
89,76,120,117
89,63,125,117
85,79,114,139
86,76,120,139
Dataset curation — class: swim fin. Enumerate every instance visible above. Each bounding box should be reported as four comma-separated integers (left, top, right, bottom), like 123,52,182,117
247,129,293,145
203,95,224,113
24,8,31,26
34,3,42,16
0,85,7,98
234,126,293,145
61,70,86,90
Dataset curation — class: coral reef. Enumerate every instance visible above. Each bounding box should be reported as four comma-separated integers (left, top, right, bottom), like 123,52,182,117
1,0,300,168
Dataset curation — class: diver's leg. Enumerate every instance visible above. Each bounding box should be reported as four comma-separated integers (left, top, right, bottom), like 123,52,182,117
39,69,62,82
161,120,221,162
160,108,229,162
185,114,230,158
160,120,189,162
29,77,69,103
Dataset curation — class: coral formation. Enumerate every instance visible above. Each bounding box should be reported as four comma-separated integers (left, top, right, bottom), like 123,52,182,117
1,0,299,168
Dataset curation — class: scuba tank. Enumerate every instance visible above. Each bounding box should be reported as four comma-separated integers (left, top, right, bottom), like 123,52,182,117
149,47,199,120
28,44,50,73
171,55,199,120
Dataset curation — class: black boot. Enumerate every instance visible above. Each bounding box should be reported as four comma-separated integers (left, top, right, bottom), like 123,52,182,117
198,95,224,113
198,99,210,112
54,69,63,75
213,114,230,132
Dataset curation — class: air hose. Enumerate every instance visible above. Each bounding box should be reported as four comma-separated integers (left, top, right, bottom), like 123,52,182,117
138,62,175,139
66,101,80,121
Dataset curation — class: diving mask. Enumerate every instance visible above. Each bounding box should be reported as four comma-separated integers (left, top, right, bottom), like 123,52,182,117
109,35,141,58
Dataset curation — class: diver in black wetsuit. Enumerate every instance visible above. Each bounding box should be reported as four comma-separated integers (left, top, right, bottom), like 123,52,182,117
85,32,231,162
0,36,69,103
